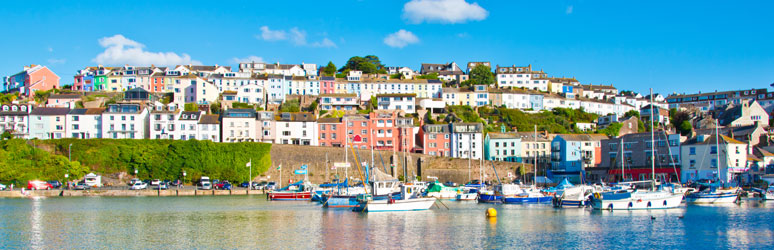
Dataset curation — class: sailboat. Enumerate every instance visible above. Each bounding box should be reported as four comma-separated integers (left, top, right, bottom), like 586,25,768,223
685,121,741,204
501,125,552,204
590,88,684,210
552,178,596,208
268,180,314,201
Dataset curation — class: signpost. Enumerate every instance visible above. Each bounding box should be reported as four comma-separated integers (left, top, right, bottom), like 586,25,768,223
295,169,308,175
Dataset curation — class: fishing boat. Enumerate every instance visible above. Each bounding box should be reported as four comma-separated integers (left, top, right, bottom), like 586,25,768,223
765,184,774,200
552,179,596,208
268,181,313,201
456,183,483,201
591,181,684,210
353,183,436,212
501,184,553,204
685,183,740,204
425,180,460,199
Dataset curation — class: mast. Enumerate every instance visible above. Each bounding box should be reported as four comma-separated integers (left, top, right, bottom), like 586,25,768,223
345,117,348,180
650,88,655,186
621,137,625,182
534,125,537,186
715,119,728,181
468,132,472,183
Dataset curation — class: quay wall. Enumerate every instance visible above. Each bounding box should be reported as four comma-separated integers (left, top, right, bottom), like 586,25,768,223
269,144,533,184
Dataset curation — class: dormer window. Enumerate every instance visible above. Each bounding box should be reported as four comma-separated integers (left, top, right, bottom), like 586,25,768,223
11,106,17,111
20,106,26,111
182,114,188,119
2,106,8,111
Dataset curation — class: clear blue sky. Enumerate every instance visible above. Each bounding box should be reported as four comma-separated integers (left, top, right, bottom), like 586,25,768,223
2,0,773,95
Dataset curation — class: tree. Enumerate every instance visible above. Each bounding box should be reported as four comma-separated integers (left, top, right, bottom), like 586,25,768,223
416,73,439,80
308,100,318,112
322,61,337,76
389,73,402,79
339,55,385,74
469,64,494,86
280,100,300,112
370,96,378,110
679,121,693,136
184,103,199,112
624,110,640,118
597,123,623,137
1,131,12,140
210,102,222,114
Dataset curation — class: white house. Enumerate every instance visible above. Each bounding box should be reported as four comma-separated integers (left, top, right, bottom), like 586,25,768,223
274,112,318,146
149,103,179,139
222,108,257,142
495,65,548,91
29,107,70,139
450,123,484,160
0,104,30,138
66,108,104,139
174,111,205,140
376,93,416,114
681,134,748,183
319,93,359,111
197,114,220,142
101,103,149,139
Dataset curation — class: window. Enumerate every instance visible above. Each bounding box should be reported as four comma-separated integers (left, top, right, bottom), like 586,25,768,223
689,147,696,155
72,116,79,121
283,131,290,136
690,160,696,168
710,146,717,154
711,159,717,168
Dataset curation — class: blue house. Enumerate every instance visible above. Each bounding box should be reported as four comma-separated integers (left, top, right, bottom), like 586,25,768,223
485,127,522,162
549,134,607,183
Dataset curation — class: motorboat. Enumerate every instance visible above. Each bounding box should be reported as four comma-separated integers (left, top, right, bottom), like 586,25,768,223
352,183,436,212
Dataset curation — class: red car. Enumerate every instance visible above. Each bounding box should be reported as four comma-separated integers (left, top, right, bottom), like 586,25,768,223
27,180,53,190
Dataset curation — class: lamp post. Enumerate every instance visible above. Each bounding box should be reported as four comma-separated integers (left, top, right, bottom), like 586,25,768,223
68,143,72,162
64,173,69,190
134,168,138,178
182,170,187,188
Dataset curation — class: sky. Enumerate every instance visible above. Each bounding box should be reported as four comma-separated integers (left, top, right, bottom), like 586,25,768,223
1,0,773,96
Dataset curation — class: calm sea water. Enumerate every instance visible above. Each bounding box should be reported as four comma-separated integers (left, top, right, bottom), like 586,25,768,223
1,195,773,249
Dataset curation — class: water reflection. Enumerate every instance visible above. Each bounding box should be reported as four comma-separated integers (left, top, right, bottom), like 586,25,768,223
1,196,773,249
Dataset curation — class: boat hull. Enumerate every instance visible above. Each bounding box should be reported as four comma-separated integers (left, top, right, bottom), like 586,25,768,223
477,193,502,203
353,198,436,212
592,193,683,210
555,199,587,208
324,196,358,208
502,196,552,204
427,191,458,199
456,193,478,200
268,191,312,201
686,193,738,204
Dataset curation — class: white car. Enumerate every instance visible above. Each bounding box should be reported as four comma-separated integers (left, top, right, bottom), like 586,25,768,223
150,179,161,186
130,182,148,190
0,183,6,190
199,181,212,190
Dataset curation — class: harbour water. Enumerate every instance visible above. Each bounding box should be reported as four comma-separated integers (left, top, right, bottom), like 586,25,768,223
1,196,773,249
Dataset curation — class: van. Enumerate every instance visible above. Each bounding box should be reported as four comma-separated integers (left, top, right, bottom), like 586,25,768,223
199,176,212,190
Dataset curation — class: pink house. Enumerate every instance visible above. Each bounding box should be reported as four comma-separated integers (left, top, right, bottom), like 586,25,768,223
320,76,336,94
318,117,344,147
3,65,60,96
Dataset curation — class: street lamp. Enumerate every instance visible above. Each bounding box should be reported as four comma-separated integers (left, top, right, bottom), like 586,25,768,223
134,168,138,177
64,173,69,190
182,170,187,187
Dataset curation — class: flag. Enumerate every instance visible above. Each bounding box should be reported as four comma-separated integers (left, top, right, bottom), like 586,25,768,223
246,161,251,167
277,164,282,170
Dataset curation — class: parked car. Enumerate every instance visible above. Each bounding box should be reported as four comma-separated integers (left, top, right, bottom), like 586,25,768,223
215,181,232,190
130,182,148,190
156,182,168,190
27,180,53,190
265,182,277,190
0,183,7,190
129,178,141,186
74,182,91,190
253,181,268,190
199,181,212,190
150,179,161,186
240,182,250,188
47,180,62,189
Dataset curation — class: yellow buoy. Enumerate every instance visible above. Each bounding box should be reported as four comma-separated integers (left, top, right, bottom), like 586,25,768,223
486,208,497,217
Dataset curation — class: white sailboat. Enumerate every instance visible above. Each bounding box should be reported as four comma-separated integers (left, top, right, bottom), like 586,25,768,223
591,88,683,210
